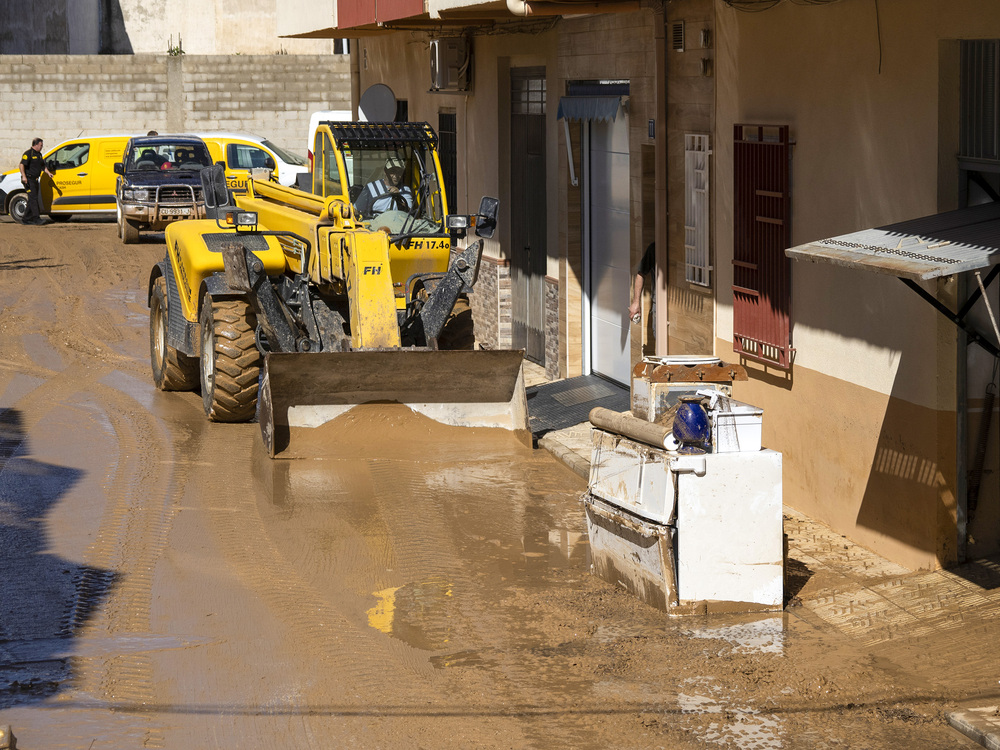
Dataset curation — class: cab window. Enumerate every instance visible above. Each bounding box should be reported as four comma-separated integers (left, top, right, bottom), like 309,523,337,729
312,132,342,198
51,143,90,170
226,143,275,171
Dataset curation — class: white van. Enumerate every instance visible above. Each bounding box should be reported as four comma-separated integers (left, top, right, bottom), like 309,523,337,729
306,110,352,167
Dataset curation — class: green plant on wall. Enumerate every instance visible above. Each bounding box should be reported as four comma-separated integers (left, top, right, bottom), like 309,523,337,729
167,34,185,56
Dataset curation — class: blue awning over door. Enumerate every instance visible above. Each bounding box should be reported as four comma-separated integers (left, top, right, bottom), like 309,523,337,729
557,96,622,123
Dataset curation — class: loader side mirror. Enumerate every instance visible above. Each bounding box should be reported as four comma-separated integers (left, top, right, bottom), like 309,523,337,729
475,196,498,239
200,164,231,220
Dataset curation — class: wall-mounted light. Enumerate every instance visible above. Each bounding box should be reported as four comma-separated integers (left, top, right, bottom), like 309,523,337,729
701,28,712,49
701,58,713,77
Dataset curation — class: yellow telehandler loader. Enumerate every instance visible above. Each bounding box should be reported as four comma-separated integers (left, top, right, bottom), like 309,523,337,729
147,121,528,457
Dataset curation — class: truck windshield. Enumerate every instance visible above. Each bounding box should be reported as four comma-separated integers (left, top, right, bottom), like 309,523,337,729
346,143,444,235
127,142,212,172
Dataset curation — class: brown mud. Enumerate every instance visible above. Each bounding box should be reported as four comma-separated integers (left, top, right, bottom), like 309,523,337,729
0,218,982,748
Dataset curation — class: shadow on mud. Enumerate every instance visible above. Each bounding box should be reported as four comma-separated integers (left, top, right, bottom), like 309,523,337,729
0,408,117,709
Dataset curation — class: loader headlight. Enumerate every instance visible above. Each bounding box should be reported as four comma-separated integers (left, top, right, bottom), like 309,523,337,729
225,210,258,229
446,214,469,230
122,188,150,201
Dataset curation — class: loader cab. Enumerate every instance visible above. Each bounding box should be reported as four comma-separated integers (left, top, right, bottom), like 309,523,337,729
312,122,448,237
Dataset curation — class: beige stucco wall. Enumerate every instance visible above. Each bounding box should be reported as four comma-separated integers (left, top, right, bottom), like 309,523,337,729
714,0,1000,569
119,0,335,54
357,10,660,378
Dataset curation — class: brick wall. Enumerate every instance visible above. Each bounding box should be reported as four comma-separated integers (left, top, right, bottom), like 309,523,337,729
0,54,351,168
544,276,559,380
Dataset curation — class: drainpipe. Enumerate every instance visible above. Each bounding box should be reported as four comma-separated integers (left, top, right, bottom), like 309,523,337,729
506,0,639,16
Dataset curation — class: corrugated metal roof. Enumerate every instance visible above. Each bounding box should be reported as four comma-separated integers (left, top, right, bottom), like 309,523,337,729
785,202,1000,281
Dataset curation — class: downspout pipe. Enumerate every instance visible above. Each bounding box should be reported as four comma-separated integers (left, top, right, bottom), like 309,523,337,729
506,0,639,16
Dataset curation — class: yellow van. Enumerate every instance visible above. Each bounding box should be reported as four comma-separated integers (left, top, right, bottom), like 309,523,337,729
197,132,309,194
0,134,132,223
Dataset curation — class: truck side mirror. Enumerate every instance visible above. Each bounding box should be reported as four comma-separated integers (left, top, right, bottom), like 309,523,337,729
264,156,276,170
216,160,227,169
114,162,124,175
475,196,498,239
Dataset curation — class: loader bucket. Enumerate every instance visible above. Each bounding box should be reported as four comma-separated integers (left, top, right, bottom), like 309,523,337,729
259,349,530,458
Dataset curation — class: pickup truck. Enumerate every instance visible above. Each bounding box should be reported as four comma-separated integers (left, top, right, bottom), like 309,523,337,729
115,135,211,244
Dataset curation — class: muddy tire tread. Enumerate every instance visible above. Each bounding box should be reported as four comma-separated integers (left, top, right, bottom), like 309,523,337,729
150,277,198,391
203,299,260,422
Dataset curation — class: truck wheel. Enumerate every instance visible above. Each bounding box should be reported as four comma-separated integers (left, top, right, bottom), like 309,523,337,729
150,277,198,391
200,298,260,422
8,193,27,224
121,218,140,244
438,295,476,350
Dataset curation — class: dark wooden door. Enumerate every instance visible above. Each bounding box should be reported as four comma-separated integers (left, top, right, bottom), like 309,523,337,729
510,68,547,363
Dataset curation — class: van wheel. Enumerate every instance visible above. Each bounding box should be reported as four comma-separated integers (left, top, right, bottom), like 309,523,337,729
200,298,260,422
121,218,140,244
150,277,198,391
8,193,27,224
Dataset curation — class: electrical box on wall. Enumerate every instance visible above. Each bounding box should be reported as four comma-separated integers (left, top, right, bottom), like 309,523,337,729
430,38,472,92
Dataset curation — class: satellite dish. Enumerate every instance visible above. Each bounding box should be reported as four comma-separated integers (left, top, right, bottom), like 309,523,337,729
359,84,397,122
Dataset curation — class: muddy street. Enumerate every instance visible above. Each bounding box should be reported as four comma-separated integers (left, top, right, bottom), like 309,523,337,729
0,219,983,748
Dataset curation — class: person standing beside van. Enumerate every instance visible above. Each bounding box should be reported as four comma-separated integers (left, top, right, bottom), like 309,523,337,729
19,137,54,225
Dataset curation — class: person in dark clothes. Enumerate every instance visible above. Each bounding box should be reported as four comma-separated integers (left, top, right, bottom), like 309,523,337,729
629,241,656,325
19,137,54,225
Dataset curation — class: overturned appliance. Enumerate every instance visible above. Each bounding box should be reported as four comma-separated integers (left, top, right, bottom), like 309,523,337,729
582,404,783,615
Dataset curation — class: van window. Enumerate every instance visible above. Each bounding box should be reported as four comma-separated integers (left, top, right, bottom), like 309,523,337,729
226,143,275,171
313,132,342,198
51,143,90,170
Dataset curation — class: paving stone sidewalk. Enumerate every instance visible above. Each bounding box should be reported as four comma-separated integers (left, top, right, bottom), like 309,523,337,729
531,401,1000,749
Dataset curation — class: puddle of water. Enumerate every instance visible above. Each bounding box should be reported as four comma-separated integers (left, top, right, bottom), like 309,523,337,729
683,615,785,655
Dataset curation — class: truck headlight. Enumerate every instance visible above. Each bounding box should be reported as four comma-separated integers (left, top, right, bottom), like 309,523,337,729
122,188,150,201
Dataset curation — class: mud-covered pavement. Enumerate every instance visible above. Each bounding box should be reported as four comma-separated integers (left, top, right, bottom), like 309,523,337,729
0,218,985,748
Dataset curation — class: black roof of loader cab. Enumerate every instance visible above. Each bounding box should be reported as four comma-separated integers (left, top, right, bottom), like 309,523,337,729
324,122,438,148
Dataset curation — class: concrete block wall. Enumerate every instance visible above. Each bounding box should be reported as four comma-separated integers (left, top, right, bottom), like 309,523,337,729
0,54,351,168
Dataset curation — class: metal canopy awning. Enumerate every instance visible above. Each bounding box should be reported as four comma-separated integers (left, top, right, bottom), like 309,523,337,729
786,202,1000,357
556,96,622,122
786,202,1000,281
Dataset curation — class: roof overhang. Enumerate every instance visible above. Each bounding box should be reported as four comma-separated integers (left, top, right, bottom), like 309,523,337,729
786,202,1000,357
279,0,638,35
786,203,1000,282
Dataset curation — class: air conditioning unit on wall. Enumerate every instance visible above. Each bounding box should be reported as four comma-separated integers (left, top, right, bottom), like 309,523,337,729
430,38,472,92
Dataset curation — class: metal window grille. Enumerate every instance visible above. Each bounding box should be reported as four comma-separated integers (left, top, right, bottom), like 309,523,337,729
671,21,685,52
960,40,1000,162
685,133,711,286
512,73,546,116
732,124,792,369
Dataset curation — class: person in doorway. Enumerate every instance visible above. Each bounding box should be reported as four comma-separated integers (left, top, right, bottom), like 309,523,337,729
355,156,414,218
19,137,54,225
629,241,656,326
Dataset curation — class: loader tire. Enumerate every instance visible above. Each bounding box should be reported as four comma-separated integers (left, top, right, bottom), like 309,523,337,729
438,295,475,350
200,298,260,422
150,277,198,391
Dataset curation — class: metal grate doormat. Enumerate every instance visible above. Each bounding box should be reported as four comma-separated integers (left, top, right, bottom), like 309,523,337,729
527,374,630,436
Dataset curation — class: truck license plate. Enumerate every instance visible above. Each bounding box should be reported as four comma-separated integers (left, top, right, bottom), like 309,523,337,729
160,207,190,216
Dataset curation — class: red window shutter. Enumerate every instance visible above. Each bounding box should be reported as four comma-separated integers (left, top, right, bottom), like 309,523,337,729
732,124,792,369
378,0,424,22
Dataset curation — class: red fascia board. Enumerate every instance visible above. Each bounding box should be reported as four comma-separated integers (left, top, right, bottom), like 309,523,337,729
338,0,377,28
377,0,424,22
